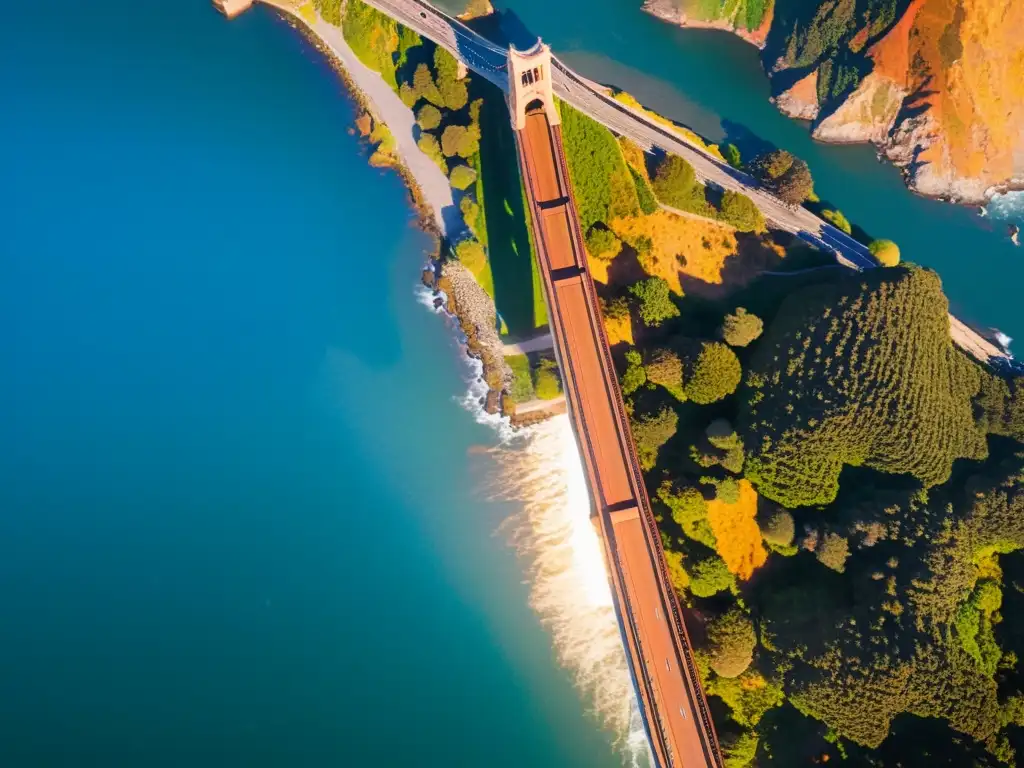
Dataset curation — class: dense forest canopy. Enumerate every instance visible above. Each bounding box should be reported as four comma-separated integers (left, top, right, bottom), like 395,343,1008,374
739,265,988,507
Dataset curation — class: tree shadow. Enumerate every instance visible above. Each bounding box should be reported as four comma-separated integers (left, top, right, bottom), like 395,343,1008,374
677,232,785,301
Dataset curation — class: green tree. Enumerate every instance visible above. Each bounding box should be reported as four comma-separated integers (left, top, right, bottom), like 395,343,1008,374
533,358,561,400
684,342,742,404
720,307,763,347
417,133,444,167
645,348,684,400
628,277,679,327
758,508,795,547
412,62,442,106
416,103,442,131
688,552,735,597
721,729,758,768
449,164,477,191
870,239,901,267
441,124,479,158
719,191,766,233
631,406,678,470
707,607,757,678
621,348,647,396
659,482,715,547
651,154,710,214
586,226,622,260
754,149,814,206
722,143,742,169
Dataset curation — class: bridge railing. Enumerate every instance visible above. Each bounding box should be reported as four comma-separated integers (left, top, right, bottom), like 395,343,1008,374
547,125,723,768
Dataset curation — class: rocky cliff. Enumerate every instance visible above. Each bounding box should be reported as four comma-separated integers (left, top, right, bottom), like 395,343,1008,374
647,0,1024,203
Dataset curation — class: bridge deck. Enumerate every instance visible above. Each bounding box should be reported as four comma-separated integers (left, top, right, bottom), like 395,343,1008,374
516,107,722,768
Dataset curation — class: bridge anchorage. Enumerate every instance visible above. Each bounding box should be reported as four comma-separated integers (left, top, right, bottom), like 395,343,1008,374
508,37,723,768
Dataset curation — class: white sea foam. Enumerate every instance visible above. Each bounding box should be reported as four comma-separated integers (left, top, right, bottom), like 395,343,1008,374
487,417,652,767
985,190,1024,223
417,282,650,764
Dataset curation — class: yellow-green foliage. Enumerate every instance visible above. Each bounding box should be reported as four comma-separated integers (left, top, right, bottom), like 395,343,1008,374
684,341,742,404
870,239,901,267
822,208,853,235
612,91,727,160
707,671,785,727
533,358,561,400
557,102,640,232
706,607,757,678
455,238,493,297
631,406,678,470
505,354,534,403
341,0,399,89
719,191,766,233
312,0,342,25
741,266,988,507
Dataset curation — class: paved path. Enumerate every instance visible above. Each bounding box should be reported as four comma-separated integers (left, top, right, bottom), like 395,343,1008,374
259,0,456,233
511,394,565,414
502,331,554,355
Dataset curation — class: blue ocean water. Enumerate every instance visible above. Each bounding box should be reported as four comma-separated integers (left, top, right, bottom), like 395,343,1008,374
0,2,620,765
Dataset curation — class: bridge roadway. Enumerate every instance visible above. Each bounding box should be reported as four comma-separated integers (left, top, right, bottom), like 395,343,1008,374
516,105,723,768
347,0,1013,369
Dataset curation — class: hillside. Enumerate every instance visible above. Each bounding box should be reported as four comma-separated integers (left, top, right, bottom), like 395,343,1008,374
645,0,1024,202
739,265,988,507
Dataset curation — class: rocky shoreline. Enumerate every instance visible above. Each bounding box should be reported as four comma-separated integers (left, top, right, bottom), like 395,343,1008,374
642,0,1023,207
259,1,514,418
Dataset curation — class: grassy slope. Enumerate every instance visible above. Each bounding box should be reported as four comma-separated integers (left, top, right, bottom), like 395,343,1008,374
475,83,547,334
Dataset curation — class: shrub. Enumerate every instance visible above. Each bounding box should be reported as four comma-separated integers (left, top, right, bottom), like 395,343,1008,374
815,532,850,572
412,63,442,106
441,124,479,158
651,155,712,215
506,354,534,403
460,196,480,236
416,104,442,131
719,191,766,233
433,47,468,110
417,133,445,168
684,342,742,404
585,227,622,261
721,307,763,347
869,239,901,267
631,406,678,470
721,729,758,768
533,359,561,400
822,208,852,235
707,607,757,678
688,552,735,597
758,509,795,547
723,143,742,169
628,277,679,327
602,296,631,321
449,164,477,190
621,348,647,396
753,149,814,206
454,238,487,276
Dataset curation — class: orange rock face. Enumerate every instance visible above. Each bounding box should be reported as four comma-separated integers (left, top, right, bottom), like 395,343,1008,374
820,0,1023,200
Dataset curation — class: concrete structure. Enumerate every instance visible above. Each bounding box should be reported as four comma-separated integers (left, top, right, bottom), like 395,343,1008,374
507,42,559,131
512,53,723,768
213,0,253,18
